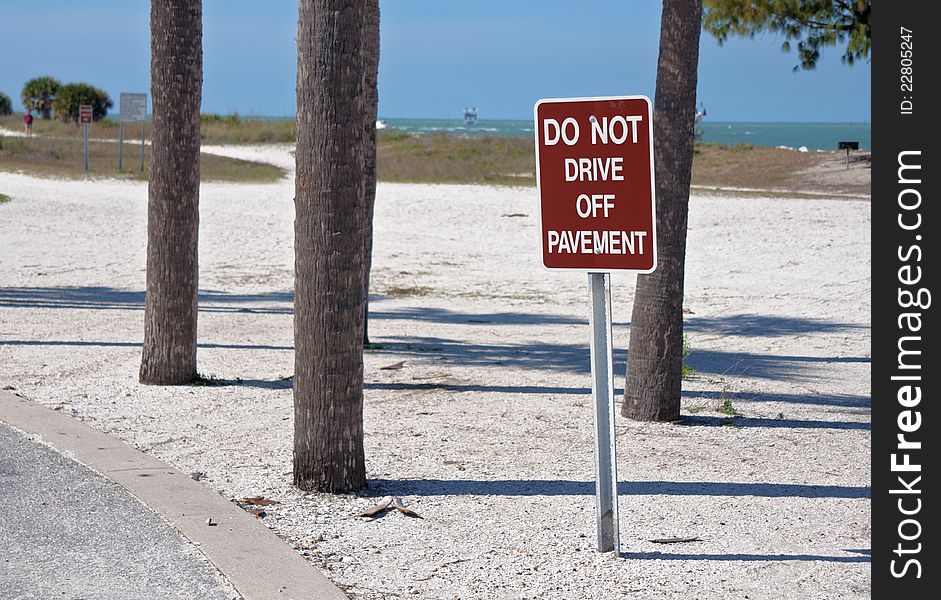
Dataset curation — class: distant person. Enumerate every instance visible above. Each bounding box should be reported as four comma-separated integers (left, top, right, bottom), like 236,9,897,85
23,110,33,137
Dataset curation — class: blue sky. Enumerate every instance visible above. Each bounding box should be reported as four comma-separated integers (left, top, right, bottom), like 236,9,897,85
0,0,870,122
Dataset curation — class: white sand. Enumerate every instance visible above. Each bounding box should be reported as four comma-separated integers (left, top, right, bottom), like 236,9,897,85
0,145,870,599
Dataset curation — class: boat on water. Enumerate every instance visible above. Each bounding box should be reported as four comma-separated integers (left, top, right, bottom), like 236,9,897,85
694,103,706,142
463,107,478,125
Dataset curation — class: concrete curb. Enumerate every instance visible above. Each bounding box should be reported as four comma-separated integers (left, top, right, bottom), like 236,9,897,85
0,390,346,600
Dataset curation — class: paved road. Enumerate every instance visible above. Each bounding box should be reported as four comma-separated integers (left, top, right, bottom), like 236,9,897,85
0,423,236,600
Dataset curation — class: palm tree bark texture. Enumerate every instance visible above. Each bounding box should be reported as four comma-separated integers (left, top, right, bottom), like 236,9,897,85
362,0,380,345
294,0,369,493
623,0,702,421
140,0,202,385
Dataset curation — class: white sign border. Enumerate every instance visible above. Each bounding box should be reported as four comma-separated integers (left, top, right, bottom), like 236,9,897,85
533,95,658,274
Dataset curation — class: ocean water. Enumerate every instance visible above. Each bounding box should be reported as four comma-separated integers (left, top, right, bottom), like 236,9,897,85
381,118,535,138
701,122,870,151
380,118,871,151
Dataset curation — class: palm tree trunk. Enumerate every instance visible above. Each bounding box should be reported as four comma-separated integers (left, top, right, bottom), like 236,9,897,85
294,0,368,493
622,0,702,421
140,0,202,385
362,0,380,345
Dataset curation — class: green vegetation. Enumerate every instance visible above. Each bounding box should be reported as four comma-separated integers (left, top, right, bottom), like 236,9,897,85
681,336,695,379
200,113,296,144
1,113,138,139
52,83,113,123
383,284,434,298
704,0,871,70
191,373,225,387
0,114,867,194
373,133,863,193
0,92,12,116
0,192,10,204
19,77,112,122
379,130,410,143
691,142,870,197
377,131,534,186
21,76,61,119
0,134,285,183
717,398,739,416
0,113,292,145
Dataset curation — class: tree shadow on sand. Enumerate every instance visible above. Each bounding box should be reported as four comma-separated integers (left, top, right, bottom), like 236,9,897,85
619,551,870,563
366,478,870,499
0,339,293,351
683,389,869,410
1,287,868,338
2,287,869,403
368,335,867,382
684,313,868,337
0,286,294,315
679,415,869,430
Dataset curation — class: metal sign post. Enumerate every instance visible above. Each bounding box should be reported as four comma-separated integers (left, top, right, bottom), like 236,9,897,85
588,271,619,552
118,121,124,170
141,118,146,173
838,141,859,170
119,93,148,173
79,105,93,172
83,123,89,171
533,96,657,555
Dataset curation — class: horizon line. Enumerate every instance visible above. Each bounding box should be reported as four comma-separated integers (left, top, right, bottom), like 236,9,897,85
202,114,872,125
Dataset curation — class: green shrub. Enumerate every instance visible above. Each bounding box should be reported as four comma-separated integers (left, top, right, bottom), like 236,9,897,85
717,398,738,416
21,76,62,119
378,129,411,143
201,112,241,125
0,92,12,116
52,83,113,123
681,335,695,379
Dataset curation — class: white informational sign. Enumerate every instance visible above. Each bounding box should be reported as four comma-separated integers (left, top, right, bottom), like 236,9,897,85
118,93,147,172
119,93,147,122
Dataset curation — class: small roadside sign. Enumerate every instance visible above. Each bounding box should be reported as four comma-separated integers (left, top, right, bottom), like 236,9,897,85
534,96,656,273
119,93,147,122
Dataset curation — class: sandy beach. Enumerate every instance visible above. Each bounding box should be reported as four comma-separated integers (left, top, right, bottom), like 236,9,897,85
0,144,870,598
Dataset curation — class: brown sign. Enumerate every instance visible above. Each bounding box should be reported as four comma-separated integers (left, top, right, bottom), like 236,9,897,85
534,96,656,272
79,105,93,125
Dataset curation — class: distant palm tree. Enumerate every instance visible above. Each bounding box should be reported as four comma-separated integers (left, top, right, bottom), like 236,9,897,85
294,0,370,492
363,0,380,345
623,0,702,421
140,0,202,385
21,76,61,120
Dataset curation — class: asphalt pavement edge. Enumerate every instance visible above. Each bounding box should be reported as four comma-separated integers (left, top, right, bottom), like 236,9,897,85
0,390,347,600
